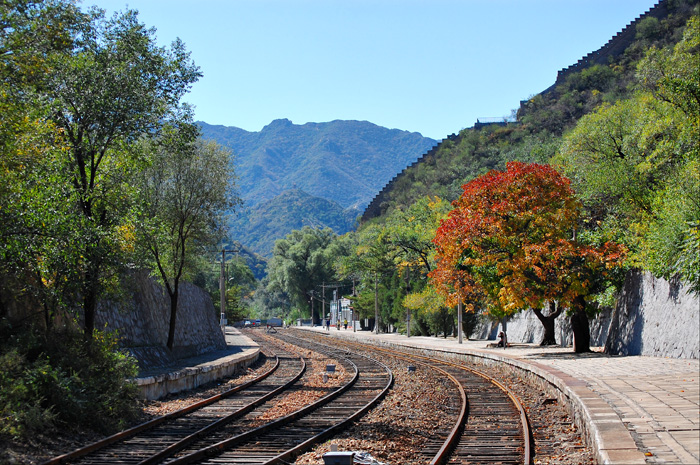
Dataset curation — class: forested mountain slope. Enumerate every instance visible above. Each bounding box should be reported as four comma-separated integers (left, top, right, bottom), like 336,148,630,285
199,119,437,210
229,189,358,257
361,0,697,222
199,119,434,257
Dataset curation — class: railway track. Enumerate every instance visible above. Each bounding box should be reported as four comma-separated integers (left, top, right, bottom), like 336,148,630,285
42,331,393,465
43,337,304,465
165,331,393,464
284,329,531,465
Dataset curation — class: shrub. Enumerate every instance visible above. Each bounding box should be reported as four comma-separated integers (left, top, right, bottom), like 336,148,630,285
0,323,140,439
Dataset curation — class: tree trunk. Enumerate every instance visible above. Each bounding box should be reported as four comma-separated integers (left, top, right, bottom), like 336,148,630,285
166,282,179,350
570,296,591,353
533,301,562,346
82,267,98,343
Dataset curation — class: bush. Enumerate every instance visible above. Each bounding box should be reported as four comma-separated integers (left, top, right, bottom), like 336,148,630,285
0,349,60,437
0,323,140,439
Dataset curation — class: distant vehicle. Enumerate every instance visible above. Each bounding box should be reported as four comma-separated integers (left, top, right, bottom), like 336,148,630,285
244,320,251,327
267,317,283,327
255,319,261,326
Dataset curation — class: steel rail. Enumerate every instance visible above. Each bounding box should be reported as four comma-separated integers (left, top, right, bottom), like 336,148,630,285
136,357,307,465
263,352,394,465
391,346,532,465
164,353,363,465
165,333,393,465
299,331,531,465
40,354,281,465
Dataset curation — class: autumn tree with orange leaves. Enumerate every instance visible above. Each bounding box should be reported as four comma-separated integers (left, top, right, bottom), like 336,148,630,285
430,162,626,352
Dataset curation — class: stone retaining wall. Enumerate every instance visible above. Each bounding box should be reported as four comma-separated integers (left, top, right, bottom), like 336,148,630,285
96,272,227,368
472,271,699,359
605,270,699,358
470,307,613,348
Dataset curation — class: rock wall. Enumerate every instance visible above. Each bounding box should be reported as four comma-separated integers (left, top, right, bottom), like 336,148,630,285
471,307,613,348
470,271,699,359
96,272,226,368
605,270,699,358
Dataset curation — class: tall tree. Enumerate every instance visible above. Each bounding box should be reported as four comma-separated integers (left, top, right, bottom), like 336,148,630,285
556,17,699,294
384,196,451,335
266,227,339,323
0,0,84,329
41,6,201,340
137,121,237,350
431,162,626,351
338,223,400,332
385,196,450,274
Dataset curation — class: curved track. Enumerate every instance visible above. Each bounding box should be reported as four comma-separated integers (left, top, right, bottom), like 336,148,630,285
285,329,531,465
43,338,305,465
43,332,393,465
165,330,393,464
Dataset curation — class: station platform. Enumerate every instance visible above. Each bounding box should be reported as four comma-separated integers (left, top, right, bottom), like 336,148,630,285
298,325,699,465
133,327,260,400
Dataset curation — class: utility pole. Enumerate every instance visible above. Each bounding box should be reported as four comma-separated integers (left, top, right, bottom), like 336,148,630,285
219,249,226,336
321,282,326,327
310,293,314,326
374,273,379,334
334,288,339,330
307,290,317,327
405,265,411,338
219,248,237,336
458,298,463,344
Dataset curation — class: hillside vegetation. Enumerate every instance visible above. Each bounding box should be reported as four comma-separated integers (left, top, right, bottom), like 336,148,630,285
364,0,698,220
0,0,236,444
199,119,437,209
199,119,436,258
230,189,359,257
360,0,699,295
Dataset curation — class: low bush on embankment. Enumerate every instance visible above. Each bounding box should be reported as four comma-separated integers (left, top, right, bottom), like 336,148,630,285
0,323,140,440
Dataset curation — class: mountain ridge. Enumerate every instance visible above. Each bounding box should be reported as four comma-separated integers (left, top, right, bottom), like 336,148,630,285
198,119,437,210
199,118,436,257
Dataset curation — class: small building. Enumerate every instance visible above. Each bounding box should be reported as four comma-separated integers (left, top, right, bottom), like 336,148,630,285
330,297,353,327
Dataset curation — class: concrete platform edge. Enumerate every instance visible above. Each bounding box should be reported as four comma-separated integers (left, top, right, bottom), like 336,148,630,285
132,349,260,400
131,328,261,400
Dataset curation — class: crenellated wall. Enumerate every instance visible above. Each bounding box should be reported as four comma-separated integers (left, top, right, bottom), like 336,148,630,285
542,0,668,94
361,0,671,224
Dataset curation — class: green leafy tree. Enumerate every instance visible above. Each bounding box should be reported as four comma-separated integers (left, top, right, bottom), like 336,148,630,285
0,0,85,330
385,196,450,273
224,255,256,323
42,6,201,340
250,281,290,321
337,224,398,332
266,227,340,323
384,196,451,335
136,125,237,350
557,17,699,292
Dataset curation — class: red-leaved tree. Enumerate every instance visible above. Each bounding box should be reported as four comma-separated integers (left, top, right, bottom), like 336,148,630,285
430,162,625,352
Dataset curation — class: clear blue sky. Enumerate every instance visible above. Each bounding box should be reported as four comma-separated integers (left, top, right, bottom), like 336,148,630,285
84,0,659,140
